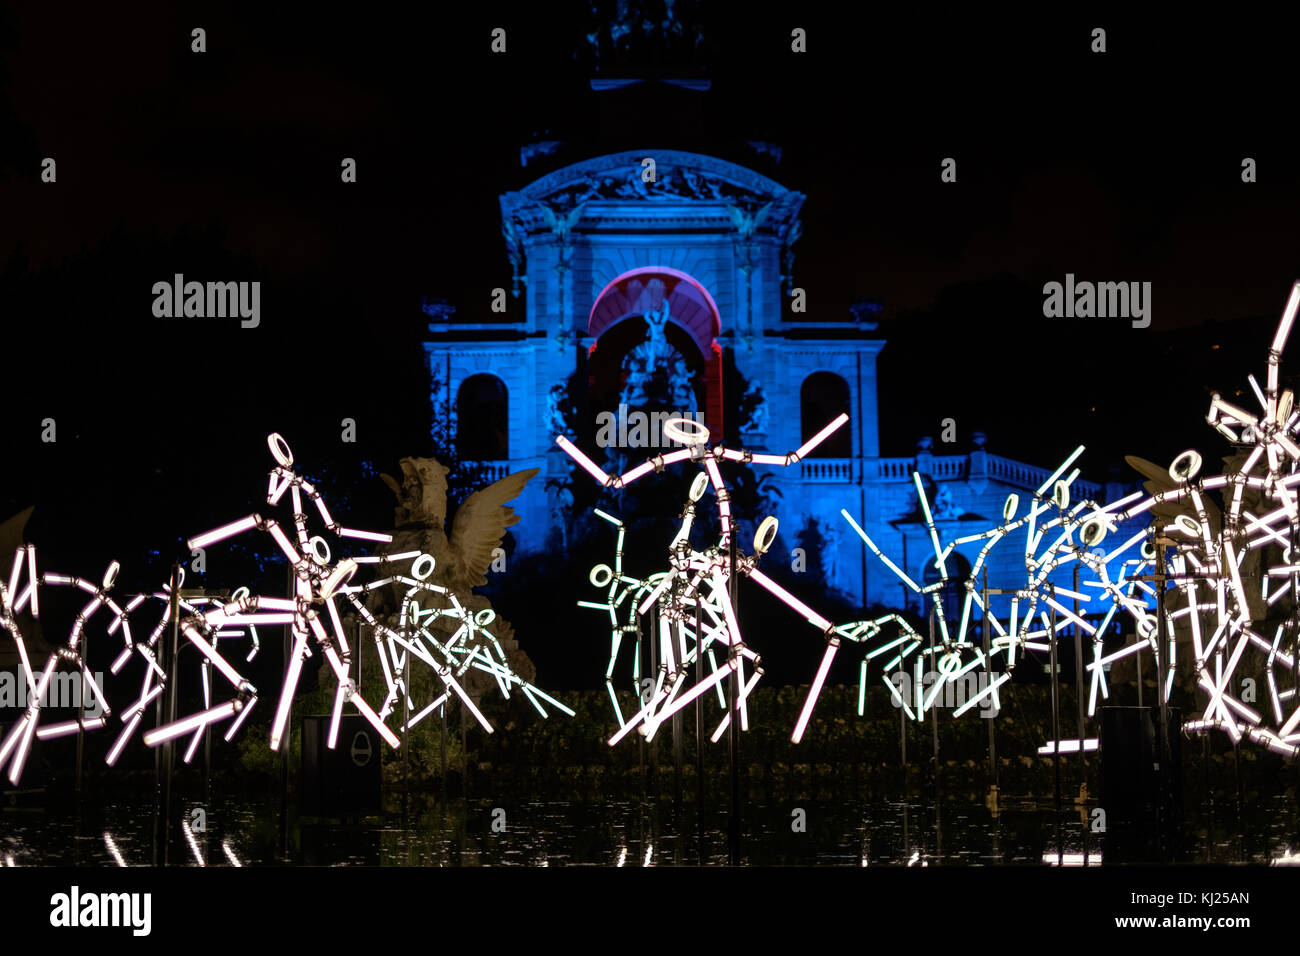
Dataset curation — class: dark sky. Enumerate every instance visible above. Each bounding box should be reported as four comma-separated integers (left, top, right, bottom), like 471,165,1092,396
3,3,1300,580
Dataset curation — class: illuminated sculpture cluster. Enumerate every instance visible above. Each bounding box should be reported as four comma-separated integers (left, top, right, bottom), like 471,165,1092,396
839,281,1300,759
179,433,572,749
0,432,569,786
344,559,573,735
837,448,1163,727
561,412,864,744
567,282,1300,760
1,553,120,782
1104,281,1300,757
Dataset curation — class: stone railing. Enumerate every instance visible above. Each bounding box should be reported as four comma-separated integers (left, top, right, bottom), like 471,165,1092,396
461,460,512,483
800,458,856,482
875,455,967,481
985,453,1101,499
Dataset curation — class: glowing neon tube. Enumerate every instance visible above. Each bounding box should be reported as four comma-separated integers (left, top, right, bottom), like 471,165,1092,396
36,717,107,740
223,695,257,741
792,639,839,744
556,435,612,486
709,669,764,742
747,568,833,630
105,713,142,766
269,626,309,751
842,510,921,591
793,413,849,460
142,700,240,747
187,514,261,550
1272,281,1300,353
338,527,394,542
26,546,38,618
181,624,247,690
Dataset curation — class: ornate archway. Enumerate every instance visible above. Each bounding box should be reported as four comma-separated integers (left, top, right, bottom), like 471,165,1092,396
587,266,724,439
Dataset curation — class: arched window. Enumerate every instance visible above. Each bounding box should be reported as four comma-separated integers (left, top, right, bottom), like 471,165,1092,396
456,374,508,460
800,372,851,458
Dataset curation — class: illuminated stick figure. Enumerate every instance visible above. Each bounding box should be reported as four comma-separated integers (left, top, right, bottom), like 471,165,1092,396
562,412,887,744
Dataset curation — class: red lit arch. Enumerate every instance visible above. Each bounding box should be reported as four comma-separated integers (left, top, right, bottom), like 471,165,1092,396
587,267,724,439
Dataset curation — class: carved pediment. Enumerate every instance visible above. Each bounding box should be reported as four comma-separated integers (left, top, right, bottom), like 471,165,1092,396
502,151,804,233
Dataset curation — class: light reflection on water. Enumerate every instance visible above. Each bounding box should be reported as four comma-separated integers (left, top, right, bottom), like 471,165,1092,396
1,791,1297,866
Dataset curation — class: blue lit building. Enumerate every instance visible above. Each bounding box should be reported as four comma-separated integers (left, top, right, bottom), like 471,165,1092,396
423,149,1142,611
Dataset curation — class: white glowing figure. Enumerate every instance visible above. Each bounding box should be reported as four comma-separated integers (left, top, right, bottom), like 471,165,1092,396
1102,280,1300,757
175,433,397,754
342,558,575,735
0,551,119,784
104,581,261,767
836,450,1167,740
563,413,860,744
183,433,570,746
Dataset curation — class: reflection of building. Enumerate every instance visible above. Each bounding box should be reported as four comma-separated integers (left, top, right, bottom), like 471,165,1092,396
423,149,1138,609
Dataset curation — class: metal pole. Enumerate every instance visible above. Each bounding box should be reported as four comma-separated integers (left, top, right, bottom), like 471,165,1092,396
672,613,684,807
203,659,212,805
695,589,704,861
981,568,996,789
650,599,660,800
1073,564,1087,860
355,614,363,693
1049,586,1062,866
1154,539,1172,862
1136,640,1144,708
164,563,181,867
1202,732,1212,863
728,522,740,866
637,608,645,805
279,567,291,861
403,642,411,797
928,604,940,862
75,629,86,799
900,675,908,788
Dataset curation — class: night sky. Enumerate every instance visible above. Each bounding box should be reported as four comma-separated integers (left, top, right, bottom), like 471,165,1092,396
3,4,1299,613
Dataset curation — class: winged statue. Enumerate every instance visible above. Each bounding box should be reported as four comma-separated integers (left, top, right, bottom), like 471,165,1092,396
539,200,587,245
375,459,536,593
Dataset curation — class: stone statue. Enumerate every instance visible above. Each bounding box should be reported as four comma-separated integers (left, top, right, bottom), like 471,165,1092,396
645,302,669,351
370,459,540,692
821,517,841,590
619,302,697,413
376,458,537,596
547,383,569,435
539,200,586,244
932,484,964,519
727,200,773,242
742,383,769,437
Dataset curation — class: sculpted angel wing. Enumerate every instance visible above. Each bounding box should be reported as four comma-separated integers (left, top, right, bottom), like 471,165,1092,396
728,201,773,240
540,202,585,241
0,507,33,583
448,468,540,590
